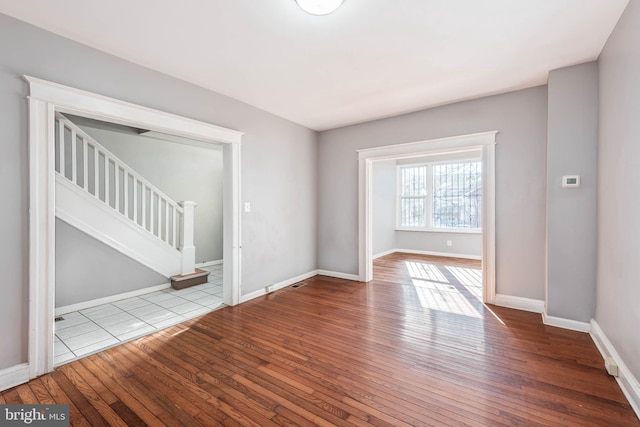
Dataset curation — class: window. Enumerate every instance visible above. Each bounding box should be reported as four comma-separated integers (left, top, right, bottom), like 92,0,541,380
399,165,428,227
398,160,482,231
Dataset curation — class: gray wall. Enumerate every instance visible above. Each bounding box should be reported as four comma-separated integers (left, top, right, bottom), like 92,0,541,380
0,13,317,370
396,231,481,257
71,117,224,264
319,86,548,299
372,160,397,256
546,62,598,322
56,220,167,307
596,1,640,381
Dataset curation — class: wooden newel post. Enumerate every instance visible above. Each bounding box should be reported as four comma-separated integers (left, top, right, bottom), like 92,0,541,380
179,201,197,275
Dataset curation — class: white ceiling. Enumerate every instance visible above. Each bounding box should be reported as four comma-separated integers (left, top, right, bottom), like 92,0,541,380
0,0,629,131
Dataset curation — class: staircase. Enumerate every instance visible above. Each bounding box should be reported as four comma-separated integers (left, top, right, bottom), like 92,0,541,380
54,113,196,278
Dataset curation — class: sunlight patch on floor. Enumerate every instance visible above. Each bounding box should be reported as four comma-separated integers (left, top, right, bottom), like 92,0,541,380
411,278,482,318
405,261,448,283
404,261,483,318
446,266,482,299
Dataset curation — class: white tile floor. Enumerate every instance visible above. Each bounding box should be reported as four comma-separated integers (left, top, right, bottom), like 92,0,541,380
54,264,224,366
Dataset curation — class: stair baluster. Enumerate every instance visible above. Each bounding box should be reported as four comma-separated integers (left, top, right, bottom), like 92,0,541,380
54,113,196,275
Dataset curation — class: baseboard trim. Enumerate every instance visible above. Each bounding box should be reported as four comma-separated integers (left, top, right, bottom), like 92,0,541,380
542,312,591,332
590,320,640,418
316,270,361,281
196,259,223,268
240,270,319,303
0,363,30,392
55,283,171,316
373,249,397,259
494,294,545,313
395,249,482,261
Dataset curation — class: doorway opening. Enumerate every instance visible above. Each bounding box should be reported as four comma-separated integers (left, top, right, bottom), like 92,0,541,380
52,113,228,365
26,76,242,378
358,131,497,304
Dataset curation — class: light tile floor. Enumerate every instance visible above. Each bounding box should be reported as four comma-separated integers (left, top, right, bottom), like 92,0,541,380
54,264,224,366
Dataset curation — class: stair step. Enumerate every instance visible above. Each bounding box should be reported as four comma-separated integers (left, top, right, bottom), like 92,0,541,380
170,269,210,290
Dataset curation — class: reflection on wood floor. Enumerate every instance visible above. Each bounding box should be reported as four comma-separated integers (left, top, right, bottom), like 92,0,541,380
2,253,638,425
375,252,483,317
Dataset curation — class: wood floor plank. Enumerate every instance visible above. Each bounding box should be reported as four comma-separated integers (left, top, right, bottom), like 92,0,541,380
40,373,92,427
50,370,110,427
139,330,283,422
91,351,187,426
78,356,167,427
131,337,279,427
1,252,638,426
194,320,496,423
2,388,22,404
111,343,231,426
14,384,37,404
57,364,129,427
27,378,56,404
200,304,524,423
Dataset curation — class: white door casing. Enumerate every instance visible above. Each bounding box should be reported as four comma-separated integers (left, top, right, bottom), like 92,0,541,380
25,76,243,378
357,131,497,303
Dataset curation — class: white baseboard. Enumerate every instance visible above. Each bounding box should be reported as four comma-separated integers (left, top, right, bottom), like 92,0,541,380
240,270,319,303
196,259,223,268
316,270,361,281
590,320,640,418
0,363,30,392
55,282,171,316
494,294,545,313
373,249,397,259
542,312,591,332
395,249,482,261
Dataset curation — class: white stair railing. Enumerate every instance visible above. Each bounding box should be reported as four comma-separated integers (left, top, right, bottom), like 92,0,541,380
55,113,196,275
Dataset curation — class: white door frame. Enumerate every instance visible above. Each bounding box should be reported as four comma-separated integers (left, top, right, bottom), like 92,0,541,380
25,76,243,378
358,131,497,303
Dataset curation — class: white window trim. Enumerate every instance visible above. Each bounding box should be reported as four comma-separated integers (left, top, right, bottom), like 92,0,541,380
358,131,497,305
396,163,429,229
396,158,482,232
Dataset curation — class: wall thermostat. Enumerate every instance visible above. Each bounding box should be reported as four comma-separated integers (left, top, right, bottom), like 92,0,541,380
562,175,581,188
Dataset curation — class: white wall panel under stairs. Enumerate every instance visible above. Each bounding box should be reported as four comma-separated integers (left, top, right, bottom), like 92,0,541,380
56,175,182,278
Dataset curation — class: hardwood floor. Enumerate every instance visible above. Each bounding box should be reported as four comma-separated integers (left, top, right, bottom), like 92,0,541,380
3,253,638,426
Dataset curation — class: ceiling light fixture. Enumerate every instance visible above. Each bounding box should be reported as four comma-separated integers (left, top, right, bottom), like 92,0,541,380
296,0,344,16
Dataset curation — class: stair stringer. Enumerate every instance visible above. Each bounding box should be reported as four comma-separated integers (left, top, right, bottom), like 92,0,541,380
55,174,181,278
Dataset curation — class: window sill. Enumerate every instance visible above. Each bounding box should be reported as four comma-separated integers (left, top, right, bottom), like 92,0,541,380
395,228,482,235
